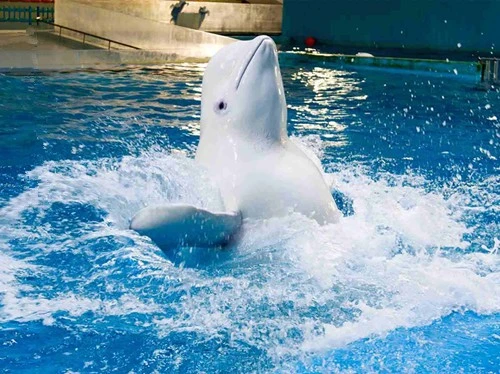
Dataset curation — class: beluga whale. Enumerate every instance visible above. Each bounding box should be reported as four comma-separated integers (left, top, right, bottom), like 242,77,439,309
130,35,341,249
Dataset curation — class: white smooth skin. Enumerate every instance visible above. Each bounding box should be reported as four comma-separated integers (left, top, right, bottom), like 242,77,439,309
196,36,341,224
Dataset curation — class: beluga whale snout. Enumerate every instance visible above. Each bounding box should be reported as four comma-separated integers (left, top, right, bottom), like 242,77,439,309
130,35,341,250
235,36,276,89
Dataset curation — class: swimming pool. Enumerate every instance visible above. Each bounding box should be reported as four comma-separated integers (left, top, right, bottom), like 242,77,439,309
0,56,499,372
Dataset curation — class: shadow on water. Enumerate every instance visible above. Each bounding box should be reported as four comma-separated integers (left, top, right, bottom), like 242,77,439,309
332,189,355,217
160,244,234,269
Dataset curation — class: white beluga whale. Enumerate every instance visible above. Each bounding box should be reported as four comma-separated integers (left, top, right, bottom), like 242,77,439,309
130,35,341,249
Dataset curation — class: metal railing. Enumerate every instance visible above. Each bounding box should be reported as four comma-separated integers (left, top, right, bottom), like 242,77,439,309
37,19,141,50
479,57,499,85
0,6,53,24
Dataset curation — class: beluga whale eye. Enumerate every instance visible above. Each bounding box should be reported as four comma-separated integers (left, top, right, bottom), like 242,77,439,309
214,99,228,114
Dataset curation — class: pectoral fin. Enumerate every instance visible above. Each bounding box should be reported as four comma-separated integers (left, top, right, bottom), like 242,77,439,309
130,203,242,249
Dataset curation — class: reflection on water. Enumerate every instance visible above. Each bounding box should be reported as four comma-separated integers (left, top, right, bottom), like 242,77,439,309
285,67,368,148
0,64,208,168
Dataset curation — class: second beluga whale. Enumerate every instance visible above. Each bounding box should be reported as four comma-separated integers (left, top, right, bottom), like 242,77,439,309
130,35,341,249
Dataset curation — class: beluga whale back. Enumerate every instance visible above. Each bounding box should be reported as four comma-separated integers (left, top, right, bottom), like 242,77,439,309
130,36,341,249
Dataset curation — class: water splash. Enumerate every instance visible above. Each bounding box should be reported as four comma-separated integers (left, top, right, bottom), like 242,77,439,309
1,143,498,371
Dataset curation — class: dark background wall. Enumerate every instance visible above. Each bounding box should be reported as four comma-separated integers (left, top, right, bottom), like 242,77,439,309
283,0,499,56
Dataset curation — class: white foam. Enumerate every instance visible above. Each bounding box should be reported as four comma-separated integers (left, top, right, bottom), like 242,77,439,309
1,292,160,325
0,150,223,228
149,163,499,357
0,144,498,362
0,252,38,302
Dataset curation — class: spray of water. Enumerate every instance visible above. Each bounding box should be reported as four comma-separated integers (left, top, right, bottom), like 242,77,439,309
0,139,498,368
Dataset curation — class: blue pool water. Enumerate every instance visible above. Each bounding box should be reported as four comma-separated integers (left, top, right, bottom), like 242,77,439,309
0,56,499,373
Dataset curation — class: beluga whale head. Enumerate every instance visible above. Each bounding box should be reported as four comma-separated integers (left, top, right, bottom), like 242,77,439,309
198,36,287,147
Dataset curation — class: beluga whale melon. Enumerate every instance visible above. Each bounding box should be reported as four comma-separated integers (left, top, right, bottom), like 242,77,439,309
130,35,341,249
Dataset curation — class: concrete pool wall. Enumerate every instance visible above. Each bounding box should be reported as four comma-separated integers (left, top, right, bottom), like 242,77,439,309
54,0,234,58
71,0,282,35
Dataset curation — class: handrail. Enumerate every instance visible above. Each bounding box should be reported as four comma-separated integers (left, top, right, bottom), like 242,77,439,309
37,18,141,50
0,5,53,24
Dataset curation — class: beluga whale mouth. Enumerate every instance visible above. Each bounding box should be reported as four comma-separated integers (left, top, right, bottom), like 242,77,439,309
235,35,275,90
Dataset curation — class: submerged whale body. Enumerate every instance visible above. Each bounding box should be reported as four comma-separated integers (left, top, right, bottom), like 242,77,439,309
130,35,341,249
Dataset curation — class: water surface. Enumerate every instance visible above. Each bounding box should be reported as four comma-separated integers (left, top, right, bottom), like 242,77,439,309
0,57,499,373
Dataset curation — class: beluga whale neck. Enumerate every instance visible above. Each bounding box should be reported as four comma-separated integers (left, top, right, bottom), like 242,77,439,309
130,36,341,250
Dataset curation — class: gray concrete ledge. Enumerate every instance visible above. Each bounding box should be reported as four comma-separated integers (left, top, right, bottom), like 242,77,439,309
0,49,209,72
284,51,481,77
1,48,480,77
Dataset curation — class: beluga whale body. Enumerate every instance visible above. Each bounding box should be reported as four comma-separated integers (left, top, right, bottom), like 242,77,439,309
130,35,341,249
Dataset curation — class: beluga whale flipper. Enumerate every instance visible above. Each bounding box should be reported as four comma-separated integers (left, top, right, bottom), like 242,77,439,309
130,204,241,248
130,35,341,249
